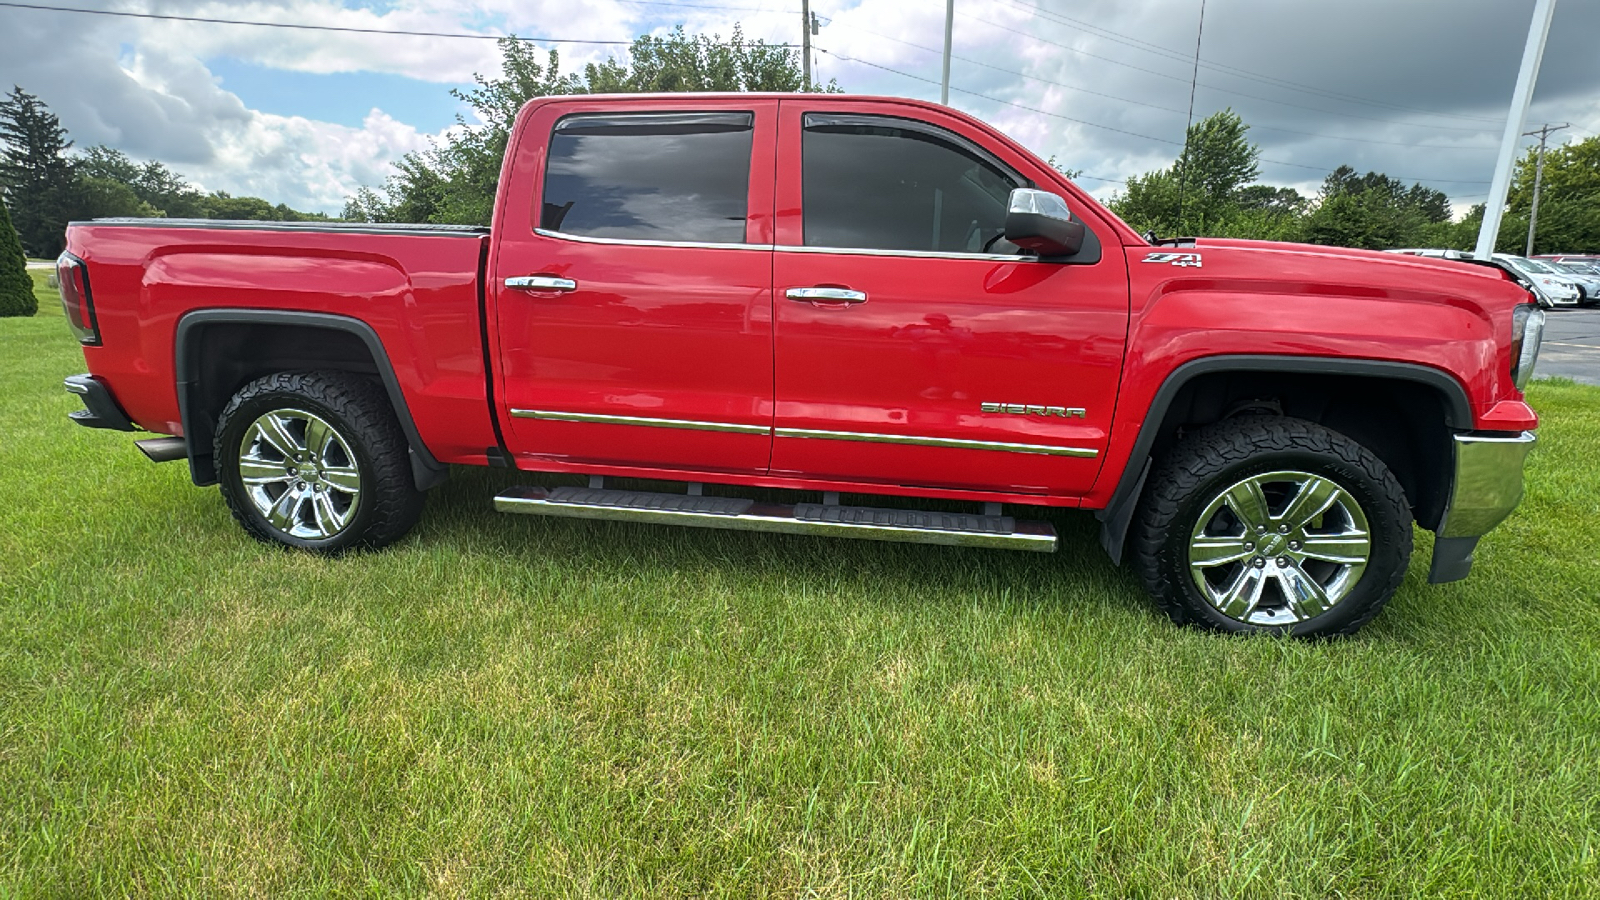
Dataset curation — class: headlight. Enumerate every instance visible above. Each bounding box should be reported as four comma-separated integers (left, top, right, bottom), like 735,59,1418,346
1510,303,1545,391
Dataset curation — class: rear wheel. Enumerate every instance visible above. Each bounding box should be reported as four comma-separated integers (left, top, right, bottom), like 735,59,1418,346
214,371,423,553
1133,416,1412,637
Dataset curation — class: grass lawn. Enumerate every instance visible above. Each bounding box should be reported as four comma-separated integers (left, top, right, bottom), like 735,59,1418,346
2,294,1598,897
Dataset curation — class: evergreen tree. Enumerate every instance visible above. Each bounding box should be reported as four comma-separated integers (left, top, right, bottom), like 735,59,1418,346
0,200,38,317
0,86,77,258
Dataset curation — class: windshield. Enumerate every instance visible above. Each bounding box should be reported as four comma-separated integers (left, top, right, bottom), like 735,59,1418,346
1516,257,1557,274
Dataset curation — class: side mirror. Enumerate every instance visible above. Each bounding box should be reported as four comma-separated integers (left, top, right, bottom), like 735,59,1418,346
1003,188,1085,257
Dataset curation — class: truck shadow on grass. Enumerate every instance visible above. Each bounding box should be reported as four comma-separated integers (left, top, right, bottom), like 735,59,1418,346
405,464,1152,620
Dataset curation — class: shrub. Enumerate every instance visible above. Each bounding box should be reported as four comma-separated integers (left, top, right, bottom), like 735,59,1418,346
0,200,38,317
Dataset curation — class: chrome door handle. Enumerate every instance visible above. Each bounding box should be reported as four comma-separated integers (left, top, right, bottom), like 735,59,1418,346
785,287,867,304
506,275,578,292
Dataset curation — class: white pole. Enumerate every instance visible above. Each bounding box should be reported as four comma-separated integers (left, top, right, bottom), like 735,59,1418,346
941,0,954,105
1475,0,1558,259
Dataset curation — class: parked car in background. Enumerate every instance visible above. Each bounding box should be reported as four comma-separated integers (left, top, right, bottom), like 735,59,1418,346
1533,254,1600,268
1544,260,1600,306
1500,255,1587,308
1386,249,1579,308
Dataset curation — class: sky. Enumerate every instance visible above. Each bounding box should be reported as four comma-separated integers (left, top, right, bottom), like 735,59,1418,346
2,0,1598,216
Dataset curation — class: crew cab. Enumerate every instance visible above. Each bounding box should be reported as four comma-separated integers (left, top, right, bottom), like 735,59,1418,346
57,94,1544,636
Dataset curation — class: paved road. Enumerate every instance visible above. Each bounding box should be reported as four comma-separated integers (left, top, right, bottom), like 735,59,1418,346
25,261,52,270
1534,306,1600,386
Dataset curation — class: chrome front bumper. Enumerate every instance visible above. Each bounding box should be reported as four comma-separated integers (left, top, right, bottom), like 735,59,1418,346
1429,430,1536,583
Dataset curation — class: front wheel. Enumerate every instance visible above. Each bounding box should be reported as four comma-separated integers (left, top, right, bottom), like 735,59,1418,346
1132,416,1413,637
214,371,424,553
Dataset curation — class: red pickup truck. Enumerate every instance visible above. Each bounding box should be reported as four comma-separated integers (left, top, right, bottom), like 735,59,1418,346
57,93,1544,636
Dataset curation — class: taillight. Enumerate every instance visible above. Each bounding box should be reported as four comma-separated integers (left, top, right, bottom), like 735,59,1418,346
57,253,100,346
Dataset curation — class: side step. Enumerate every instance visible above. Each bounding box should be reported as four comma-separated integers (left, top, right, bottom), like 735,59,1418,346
494,486,1057,552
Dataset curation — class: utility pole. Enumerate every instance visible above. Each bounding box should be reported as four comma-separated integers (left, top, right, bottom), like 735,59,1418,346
1476,0,1558,259
941,0,954,105
1524,122,1569,256
801,0,811,89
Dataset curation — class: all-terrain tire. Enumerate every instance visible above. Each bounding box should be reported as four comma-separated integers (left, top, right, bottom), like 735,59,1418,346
214,370,424,553
1132,415,1412,637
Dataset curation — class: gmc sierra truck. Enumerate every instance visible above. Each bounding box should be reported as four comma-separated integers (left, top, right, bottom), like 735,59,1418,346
57,93,1544,637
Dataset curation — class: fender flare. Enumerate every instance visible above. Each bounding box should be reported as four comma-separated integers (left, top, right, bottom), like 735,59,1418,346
174,309,448,491
1096,355,1473,564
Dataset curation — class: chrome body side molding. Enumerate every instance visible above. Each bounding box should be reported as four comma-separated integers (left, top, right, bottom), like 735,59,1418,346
509,410,1100,457
510,409,770,435
775,426,1098,458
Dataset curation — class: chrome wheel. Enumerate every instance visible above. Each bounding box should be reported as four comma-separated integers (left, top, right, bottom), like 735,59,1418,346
1188,470,1371,627
237,408,362,540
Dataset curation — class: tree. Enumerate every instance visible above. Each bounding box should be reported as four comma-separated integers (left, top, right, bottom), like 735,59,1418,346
348,26,837,225
77,145,208,217
1108,109,1260,236
0,200,37,317
0,86,77,258
1498,135,1600,254
1299,165,1455,251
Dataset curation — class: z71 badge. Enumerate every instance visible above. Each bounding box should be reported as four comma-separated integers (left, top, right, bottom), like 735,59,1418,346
1142,252,1202,268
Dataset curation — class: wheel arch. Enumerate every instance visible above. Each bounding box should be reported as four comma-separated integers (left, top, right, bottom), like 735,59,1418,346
1098,355,1473,564
174,309,447,491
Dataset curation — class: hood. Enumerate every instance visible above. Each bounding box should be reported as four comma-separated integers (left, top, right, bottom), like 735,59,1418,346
1133,237,1538,317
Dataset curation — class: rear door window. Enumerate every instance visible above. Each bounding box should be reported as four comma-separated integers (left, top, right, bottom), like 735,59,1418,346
542,111,754,244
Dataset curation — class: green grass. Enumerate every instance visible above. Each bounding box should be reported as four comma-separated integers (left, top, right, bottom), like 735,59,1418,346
26,269,54,316
2,308,1598,898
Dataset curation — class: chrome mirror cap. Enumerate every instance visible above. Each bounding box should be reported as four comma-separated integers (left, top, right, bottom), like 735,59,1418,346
1004,188,1085,257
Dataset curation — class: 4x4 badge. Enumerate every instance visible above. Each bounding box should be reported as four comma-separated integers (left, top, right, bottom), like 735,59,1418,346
1143,252,1202,268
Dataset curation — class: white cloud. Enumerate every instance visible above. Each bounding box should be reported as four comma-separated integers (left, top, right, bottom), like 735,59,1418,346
2,0,1598,215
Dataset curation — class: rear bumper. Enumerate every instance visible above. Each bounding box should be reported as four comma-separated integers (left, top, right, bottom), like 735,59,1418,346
63,374,136,432
1428,430,1536,583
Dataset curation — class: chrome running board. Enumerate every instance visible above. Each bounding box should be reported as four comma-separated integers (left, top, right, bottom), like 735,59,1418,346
494,486,1057,552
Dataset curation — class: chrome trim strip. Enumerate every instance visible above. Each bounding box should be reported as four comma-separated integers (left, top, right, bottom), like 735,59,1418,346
512,409,1098,457
510,409,769,435
530,228,1037,262
495,486,1058,552
63,378,90,395
775,426,1098,457
533,228,773,252
773,244,1037,262
1439,430,1536,538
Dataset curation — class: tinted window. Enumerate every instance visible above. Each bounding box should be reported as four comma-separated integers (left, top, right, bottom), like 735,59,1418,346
542,112,753,243
803,115,1022,253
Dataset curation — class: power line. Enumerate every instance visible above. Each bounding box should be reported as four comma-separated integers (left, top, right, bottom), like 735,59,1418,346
840,24,1496,152
954,9,1493,135
993,0,1504,125
0,1,800,45
617,0,801,12
820,47,1491,187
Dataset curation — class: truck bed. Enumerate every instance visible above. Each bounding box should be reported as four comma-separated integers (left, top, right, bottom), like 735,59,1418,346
66,218,499,467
